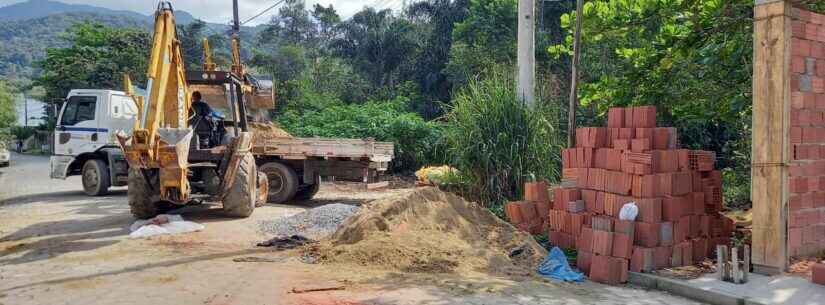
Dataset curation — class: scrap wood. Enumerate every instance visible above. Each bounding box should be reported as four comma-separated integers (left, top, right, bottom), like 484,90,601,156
257,235,317,249
290,286,346,294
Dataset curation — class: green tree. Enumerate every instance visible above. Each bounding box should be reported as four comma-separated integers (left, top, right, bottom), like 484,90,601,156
445,0,517,86
36,22,150,103
406,0,470,118
549,0,754,207
332,8,419,88
0,81,17,134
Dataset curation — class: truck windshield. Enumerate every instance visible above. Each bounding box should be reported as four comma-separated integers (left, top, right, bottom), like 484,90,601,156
60,96,97,126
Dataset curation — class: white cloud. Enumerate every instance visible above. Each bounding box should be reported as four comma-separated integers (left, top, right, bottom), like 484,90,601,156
0,0,406,25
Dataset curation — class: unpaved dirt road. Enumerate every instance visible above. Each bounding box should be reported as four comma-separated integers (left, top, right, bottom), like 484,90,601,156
0,153,703,305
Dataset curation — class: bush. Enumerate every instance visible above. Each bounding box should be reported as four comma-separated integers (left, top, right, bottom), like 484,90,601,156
444,68,565,209
276,95,445,173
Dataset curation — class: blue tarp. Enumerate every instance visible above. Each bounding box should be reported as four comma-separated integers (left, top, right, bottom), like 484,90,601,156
537,247,586,282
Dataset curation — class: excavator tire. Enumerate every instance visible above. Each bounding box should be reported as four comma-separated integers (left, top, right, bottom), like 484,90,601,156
293,174,320,201
259,162,298,204
128,168,160,219
223,153,256,217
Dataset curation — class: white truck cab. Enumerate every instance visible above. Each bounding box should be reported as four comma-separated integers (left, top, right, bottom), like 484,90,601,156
50,89,138,195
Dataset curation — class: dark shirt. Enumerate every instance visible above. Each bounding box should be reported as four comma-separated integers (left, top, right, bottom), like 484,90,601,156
191,100,213,117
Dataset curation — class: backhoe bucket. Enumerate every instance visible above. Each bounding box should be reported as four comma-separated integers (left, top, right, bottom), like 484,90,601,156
157,128,193,203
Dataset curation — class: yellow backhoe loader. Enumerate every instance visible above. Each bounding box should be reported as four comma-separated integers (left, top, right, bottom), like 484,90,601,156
117,2,266,218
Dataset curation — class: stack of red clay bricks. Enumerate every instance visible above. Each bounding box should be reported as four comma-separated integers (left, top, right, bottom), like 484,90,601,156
505,181,551,235
789,7,825,257
533,105,733,284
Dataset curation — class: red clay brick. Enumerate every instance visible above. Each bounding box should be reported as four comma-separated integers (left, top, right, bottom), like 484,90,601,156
693,192,706,215
652,128,670,150
636,198,663,223
635,222,661,248
812,263,825,285
794,55,807,73
619,128,636,139
535,200,550,222
613,139,630,150
592,215,613,232
614,219,635,236
582,189,597,212
568,200,586,213
518,201,538,223
577,251,593,275
593,230,614,256
654,246,672,269
613,232,633,259
662,196,686,221
689,215,701,238
631,138,651,153
792,127,804,143
660,222,674,247
633,106,657,128
578,227,594,253
630,247,654,273
590,254,610,283
700,215,711,237
505,202,524,224
794,38,812,57
674,216,690,243
692,238,708,262
525,181,550,203
608,107,625,128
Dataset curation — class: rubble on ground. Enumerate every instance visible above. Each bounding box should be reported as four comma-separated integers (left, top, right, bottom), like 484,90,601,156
259,203,360,239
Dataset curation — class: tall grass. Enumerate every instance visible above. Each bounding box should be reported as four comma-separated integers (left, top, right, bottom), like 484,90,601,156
445,68,565,213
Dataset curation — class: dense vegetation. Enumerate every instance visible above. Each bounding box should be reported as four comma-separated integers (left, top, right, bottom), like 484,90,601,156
10,0,818,210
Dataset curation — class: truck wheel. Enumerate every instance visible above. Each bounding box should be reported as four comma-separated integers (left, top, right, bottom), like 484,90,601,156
82,159,110,196
294,174,320,201
128,168,160,219
255,171,269,207
259,162,298,204
223,153,256,217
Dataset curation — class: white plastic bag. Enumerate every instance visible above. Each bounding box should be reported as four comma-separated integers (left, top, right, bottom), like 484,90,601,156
619,202,638,221
129,214,205,238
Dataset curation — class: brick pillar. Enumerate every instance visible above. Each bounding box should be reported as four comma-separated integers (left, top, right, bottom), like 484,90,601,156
753,0,825,274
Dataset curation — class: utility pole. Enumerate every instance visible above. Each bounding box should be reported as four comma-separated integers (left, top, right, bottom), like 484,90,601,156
23,91,28,127
517,0,536,108
567,0,584,148
232,0,240,34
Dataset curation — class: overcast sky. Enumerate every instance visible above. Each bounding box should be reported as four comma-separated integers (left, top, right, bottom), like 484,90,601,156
0,0,407,25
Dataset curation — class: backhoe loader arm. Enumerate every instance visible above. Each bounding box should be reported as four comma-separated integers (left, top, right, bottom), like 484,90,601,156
118,1,192,203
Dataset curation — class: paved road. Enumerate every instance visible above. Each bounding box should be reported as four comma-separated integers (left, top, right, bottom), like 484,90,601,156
0,152,121,205
0,152,704,305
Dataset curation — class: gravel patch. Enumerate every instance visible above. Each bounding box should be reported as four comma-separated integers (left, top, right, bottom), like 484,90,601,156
259,203,360,239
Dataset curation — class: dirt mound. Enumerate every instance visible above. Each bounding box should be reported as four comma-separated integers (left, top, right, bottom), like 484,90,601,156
310,187,547,276
249,121,292,138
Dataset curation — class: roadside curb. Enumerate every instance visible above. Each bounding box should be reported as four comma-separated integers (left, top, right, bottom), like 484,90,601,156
628,272,767,305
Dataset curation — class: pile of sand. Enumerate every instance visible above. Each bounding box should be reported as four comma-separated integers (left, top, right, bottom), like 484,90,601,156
249,121,292,138
309,187,547,276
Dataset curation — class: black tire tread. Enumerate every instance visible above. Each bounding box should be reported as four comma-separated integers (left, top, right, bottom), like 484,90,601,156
128,168,159,219
223,153,256,217
82,159,110,196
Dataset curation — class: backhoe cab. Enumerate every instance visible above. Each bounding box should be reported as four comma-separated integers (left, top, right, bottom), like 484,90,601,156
117,2,265,219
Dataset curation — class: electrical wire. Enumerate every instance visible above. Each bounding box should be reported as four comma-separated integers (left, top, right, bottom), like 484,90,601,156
241,0,287,25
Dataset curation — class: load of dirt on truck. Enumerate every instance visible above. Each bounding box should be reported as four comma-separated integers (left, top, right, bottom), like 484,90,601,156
309,187,547,277
249,121,292,138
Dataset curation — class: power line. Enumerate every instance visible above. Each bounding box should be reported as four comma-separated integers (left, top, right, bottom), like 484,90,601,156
241,0,287,25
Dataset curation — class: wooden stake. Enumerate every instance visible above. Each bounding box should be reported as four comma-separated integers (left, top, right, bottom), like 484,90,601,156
732,247,740,284
717,245,726,280
744,245,750,283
